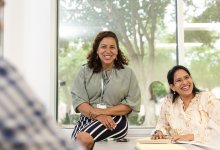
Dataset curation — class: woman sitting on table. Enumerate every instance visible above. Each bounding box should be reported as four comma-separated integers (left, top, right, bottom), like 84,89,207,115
151,65,220,144
71,31,141,150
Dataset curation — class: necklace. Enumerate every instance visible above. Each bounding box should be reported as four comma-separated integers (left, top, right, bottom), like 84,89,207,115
100,69,113,103
102,70,112,83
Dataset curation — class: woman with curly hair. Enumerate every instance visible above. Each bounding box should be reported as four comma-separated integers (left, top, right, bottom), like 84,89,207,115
71,31,141,150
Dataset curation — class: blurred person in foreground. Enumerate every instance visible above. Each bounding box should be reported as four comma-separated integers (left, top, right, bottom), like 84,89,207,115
0,0,84,149
71,31,141,150
151,65,220,149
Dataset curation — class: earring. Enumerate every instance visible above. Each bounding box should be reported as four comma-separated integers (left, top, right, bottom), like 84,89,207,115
173,91,176,94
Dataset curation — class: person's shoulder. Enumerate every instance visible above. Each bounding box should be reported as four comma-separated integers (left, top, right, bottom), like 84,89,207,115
197,91,218,105
0,57,10,68
121,65,134,73
197,91,214,98
74,64,88,77
81,63,88,69
79,64,92,72
0,57,6,69
0,58,17,76
121,64,129,69
199,91,217,99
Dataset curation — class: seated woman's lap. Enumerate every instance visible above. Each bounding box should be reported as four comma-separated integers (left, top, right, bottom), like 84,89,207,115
72,115,128,142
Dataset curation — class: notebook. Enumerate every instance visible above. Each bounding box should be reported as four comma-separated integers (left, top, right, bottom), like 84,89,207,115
136,137,218,150
136,137,172,144
135,143,187,150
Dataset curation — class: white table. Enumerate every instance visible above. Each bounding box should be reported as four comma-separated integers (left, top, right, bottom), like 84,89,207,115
94,138,216,150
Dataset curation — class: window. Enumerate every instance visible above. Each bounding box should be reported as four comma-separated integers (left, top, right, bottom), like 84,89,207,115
57,0,176,128
183,0,220,98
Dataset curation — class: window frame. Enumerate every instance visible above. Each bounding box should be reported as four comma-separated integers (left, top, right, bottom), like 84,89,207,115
54,0,185,135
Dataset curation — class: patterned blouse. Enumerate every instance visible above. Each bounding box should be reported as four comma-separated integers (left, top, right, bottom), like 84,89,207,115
156,91,220,144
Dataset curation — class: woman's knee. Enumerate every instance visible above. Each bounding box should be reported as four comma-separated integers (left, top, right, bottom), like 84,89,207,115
76,132,94,149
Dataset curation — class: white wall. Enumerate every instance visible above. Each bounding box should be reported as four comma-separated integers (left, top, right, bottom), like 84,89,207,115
3,0,57,118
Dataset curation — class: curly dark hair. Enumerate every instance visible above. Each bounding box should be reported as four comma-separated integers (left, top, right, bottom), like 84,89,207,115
87,31,128,73
167,65,200,103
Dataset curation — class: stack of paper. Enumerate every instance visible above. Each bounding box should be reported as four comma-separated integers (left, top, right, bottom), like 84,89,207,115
136,143,187,150
136,137,172,144
135,137,187,150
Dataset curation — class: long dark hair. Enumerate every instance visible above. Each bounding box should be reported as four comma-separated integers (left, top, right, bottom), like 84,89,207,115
87,31,128,73
167,65,200,103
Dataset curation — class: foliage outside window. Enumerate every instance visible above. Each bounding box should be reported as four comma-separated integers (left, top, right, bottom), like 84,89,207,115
183,0,220,97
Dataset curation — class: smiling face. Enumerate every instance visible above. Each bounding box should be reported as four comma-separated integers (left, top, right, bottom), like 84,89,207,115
97,37,118,70
170,69,194,99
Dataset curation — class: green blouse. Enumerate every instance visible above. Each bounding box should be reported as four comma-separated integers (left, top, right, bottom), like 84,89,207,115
71,64,141,114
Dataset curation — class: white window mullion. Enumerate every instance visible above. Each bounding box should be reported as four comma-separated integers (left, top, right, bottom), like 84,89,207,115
176,0,185,65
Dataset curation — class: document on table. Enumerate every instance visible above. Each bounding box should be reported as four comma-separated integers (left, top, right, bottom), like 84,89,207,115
135,137,187,150
136,137,218,150
135,143,187,150
136,137,173,144
175,141,218,150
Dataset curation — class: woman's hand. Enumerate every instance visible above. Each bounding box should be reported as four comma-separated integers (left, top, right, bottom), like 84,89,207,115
168,134,194,142
96,115,117,130
89,108,105,119
151,130,166,139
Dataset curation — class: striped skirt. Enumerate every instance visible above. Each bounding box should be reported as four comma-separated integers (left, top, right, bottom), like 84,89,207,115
71,115,128,142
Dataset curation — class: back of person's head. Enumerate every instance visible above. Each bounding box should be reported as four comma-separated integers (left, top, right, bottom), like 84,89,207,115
87,31,128,73
167,65,200,102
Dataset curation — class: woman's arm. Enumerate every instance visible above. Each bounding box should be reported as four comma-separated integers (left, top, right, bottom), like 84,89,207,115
169,134,194,141
104,104,132,115
78,103,131,118
89,104,131,119
77,102,95,118
153,96,171,137
193,92,220,143
77,103,119,130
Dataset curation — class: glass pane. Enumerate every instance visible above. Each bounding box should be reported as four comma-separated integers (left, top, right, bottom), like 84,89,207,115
58,0,176,128
183,0,220,99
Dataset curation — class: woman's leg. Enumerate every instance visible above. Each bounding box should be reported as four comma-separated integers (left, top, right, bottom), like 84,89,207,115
76,132,94,150
71,115,92,138
81,115,128,142
72,115,128,149
72,115,95,150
